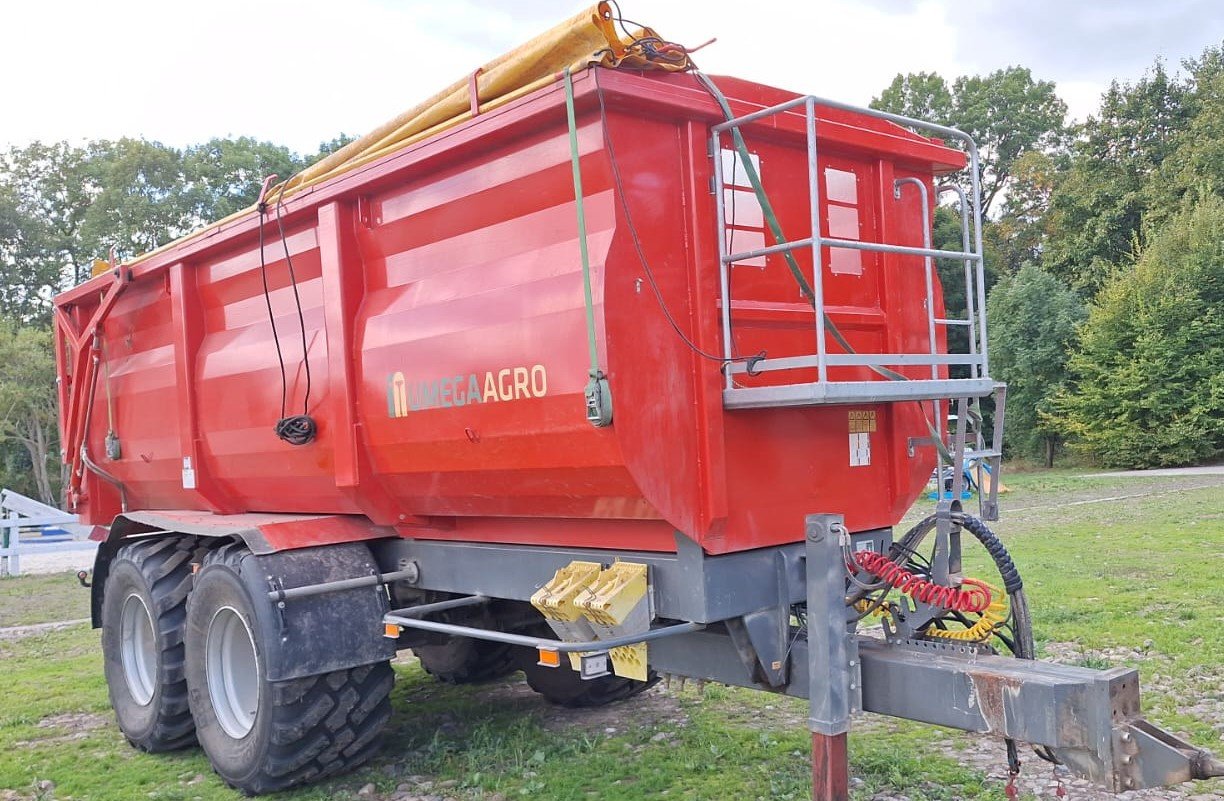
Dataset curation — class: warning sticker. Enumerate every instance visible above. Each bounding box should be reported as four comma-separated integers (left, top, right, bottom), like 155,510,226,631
848,410,877,433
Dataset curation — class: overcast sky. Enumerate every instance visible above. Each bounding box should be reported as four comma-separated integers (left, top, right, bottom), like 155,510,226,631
3,0,1222,154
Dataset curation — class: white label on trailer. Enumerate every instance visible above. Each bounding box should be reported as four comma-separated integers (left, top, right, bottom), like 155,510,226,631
849,432,871,467
182,457,196,490
580,652,610,679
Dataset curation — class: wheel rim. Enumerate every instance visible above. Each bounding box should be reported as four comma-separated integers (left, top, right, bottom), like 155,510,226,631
206,606,260,739
120,593,157,706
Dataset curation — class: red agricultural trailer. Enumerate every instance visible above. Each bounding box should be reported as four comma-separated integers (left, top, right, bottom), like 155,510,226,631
53,4,1221,797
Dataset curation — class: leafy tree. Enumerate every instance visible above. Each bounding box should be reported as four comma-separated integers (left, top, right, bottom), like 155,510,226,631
1,133,351,297
0,184,59,323
78,138,192,261
874,67,1067,216
951,67,1067,216
0,321,60,504
986,149,1066,275
986,264,1083,466
1143,49,1224,228
1,141,101,287
873,72,953,122
1052,197,1224,467
1042,62,1192,293
183,137,302,223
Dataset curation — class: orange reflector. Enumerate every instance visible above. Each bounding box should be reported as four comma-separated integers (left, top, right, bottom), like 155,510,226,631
537,648,561,668
383,623,400,638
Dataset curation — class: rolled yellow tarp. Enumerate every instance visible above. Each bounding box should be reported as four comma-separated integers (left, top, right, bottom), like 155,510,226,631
98,2,689,276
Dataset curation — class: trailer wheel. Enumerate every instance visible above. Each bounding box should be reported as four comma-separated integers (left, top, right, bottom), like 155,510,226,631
521,659,658,708
415,637,518,685
185,543,394,795
101,535,200,752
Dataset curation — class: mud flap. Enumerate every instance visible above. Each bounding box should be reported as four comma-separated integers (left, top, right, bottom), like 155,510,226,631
234,542,396,681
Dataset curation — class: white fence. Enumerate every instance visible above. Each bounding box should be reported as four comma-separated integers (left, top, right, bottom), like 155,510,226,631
0,489,97,577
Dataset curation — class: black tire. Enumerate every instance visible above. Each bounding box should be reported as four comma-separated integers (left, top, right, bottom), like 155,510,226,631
520,657,658,708
101,535,200,752
185,543,394,795
415,637,518,685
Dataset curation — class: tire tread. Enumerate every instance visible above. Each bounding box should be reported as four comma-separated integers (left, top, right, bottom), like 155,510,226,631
195,545,393,795
107,535,203,752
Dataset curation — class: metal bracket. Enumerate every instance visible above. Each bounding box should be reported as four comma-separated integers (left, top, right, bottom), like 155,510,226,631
805,514,856,735
726,604,791,688
584,372,613,427
885,635,994,657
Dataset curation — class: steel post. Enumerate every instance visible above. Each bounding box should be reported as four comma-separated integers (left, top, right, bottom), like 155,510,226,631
805,514,855,799
812,732,850,801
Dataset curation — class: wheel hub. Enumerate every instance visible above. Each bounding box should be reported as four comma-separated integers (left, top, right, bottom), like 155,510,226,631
119,593,157,706
206,606,260,739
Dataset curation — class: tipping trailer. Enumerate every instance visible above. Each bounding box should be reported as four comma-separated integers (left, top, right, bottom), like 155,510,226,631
54,5,1222,797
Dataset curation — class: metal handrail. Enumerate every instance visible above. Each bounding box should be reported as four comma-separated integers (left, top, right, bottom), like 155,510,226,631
712,91,993,407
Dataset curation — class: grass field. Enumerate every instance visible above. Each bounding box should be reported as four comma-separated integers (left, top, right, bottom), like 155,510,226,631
0,469,1220,800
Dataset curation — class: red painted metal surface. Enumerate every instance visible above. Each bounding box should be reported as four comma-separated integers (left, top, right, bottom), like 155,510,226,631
812,732,850,801
53,69,964,555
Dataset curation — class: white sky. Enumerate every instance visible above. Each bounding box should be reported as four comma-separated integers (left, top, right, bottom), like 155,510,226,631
2,0,1222,154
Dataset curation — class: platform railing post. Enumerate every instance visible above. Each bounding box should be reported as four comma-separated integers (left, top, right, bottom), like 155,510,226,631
805,513,855,801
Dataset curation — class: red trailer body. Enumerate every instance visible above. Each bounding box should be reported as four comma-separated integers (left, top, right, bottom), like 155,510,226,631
54,68,963,556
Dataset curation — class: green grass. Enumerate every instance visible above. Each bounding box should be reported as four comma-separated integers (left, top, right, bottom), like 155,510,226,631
0,571,90,627
0,469,1220,800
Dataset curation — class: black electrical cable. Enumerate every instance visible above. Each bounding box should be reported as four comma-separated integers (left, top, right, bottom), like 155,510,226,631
255,183,316,447
256,203,290,425
272,188,316,445
593,70,763,369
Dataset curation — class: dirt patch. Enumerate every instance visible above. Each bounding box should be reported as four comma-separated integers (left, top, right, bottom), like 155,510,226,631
444,675,688,738
0,619,90,641
14,712,108,748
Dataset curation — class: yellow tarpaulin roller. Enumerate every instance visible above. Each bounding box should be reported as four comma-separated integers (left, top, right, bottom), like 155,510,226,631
106,3,690,274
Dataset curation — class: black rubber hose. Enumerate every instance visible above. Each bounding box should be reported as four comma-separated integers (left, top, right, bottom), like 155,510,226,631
956,514,1023,595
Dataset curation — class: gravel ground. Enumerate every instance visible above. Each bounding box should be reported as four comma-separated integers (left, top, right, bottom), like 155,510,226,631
1084,466,1224,478
2,542,97,577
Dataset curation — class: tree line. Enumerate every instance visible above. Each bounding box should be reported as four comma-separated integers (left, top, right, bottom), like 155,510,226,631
873,45,1223,468
2,48,1222,505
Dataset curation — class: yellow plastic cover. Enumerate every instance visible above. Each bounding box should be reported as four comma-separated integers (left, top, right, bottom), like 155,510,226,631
283,2,690,201
108,3,689,274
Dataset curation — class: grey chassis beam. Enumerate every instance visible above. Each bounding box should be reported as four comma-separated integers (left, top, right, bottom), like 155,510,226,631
371,533,809,624
647,629,1223,792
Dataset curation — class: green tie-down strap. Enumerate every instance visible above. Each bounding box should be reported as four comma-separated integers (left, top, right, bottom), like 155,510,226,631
563,68,613,427
563,68,601,379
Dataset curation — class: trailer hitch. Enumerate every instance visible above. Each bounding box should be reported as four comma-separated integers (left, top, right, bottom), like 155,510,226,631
854,638,1224,792
1091,719,1224,790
